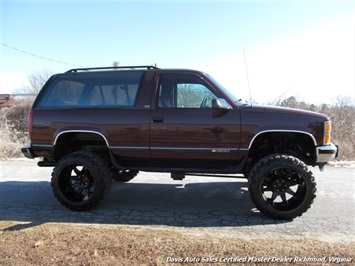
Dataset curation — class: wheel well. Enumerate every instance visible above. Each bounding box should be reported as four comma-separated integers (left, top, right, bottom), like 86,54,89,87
54,132,109,160
246,132,316,171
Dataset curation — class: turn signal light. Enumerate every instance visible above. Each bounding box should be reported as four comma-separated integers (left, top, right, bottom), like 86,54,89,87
324,121,331,145
325,121,331,132
324,133,331,145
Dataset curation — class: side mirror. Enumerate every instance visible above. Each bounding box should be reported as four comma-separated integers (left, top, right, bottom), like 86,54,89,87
212,98,232,110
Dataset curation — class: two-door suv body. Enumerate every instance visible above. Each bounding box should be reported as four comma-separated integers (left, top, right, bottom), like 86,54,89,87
22,66,338,219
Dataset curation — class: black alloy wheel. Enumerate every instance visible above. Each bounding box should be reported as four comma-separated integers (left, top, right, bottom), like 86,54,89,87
51,151,112,211
248,154,316,220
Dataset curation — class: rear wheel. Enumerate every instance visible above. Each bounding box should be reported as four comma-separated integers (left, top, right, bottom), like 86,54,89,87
248,154,316,220
51,151,112,211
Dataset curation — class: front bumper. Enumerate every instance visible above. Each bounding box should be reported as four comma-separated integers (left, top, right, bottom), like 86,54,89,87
316,143,338,163
21,145,35,159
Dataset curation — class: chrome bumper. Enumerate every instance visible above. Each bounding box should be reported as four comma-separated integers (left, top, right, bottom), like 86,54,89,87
316,143,338,163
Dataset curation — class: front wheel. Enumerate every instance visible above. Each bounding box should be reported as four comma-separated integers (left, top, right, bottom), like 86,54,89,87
51,151,112,211
248,154,316,220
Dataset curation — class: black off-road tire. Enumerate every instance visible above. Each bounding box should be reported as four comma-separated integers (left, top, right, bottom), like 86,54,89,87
248,154,316,220
112,170,138,182
51,151,112,211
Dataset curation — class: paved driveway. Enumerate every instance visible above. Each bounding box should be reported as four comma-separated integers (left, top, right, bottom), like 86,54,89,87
0,160,354,240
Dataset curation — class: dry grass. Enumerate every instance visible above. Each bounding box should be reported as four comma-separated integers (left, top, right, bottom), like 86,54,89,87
0,221,354,266
0,98,33,158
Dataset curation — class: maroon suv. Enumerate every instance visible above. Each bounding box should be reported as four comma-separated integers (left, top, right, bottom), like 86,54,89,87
22,66,338,219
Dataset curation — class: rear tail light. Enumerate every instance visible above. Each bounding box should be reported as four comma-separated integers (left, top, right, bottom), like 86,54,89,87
28,109,33,133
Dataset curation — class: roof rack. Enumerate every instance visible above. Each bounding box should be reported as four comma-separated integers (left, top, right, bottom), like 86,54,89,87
66,65,159,73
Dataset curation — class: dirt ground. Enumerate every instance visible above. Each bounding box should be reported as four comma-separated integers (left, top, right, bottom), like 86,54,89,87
1,221,354,266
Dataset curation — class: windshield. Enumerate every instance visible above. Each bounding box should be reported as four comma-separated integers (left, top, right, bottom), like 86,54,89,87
205,73,248,105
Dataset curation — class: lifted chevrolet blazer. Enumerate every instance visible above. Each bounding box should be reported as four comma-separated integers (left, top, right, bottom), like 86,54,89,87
22,66,338,219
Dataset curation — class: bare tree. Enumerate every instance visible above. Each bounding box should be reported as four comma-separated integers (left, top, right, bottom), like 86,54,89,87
327,96,355,140
18,69,53,94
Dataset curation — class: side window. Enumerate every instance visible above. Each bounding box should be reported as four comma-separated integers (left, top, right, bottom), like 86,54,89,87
158,74,218,108
39,80,85,107
38,71,143,108
89,84,139,106
177,83,217,108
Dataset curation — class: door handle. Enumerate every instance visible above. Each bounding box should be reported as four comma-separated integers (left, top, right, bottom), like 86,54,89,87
152,117,164,123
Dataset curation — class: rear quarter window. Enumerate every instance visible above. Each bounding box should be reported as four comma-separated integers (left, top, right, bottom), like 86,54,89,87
37,71,144,108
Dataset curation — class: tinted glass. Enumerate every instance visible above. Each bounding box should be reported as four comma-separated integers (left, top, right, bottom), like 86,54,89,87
38,71,144,108
158,74,219,108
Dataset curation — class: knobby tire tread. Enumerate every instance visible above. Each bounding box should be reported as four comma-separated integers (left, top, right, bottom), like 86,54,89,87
51,151,112,211
248,154,317,220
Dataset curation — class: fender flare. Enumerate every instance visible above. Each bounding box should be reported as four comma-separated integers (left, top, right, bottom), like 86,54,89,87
248,129,317,149
54,130,109,147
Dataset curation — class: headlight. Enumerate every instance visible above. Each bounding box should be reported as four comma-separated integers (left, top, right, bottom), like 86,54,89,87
324,121,331,145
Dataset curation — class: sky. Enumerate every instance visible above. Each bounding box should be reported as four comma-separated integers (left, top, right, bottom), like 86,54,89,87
1,0,354,104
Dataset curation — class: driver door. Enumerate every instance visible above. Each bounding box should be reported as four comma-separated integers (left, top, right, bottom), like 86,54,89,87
150,73,240,163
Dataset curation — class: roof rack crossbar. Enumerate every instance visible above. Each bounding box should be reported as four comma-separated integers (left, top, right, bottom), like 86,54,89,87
66,65,159,73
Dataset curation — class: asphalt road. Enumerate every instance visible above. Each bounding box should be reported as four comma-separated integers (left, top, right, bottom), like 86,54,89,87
0,159,354,241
